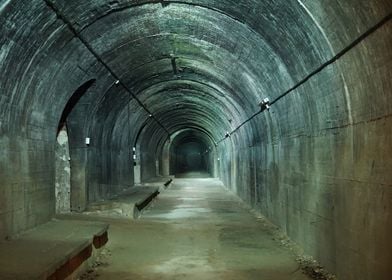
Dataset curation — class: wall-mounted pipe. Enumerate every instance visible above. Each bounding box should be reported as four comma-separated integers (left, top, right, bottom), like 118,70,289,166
215,12,392,146
44,0,171,138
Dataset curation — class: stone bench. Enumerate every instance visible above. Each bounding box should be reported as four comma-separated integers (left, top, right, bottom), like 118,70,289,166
0,218,109,280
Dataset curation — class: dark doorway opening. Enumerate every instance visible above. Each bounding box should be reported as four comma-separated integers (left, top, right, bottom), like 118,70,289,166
172,141,209,178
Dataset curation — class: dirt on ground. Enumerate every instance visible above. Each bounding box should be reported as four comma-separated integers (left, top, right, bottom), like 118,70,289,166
79,178,336,280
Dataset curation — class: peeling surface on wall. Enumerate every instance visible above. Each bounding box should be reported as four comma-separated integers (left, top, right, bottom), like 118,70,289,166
55,126,71,214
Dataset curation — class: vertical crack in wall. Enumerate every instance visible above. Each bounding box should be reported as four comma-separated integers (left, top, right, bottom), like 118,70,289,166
171,57,178,75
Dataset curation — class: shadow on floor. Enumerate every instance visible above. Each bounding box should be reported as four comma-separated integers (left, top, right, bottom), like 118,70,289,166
174,171,212,178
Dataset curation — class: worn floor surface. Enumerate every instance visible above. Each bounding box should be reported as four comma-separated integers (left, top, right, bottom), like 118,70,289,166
89,178,311,280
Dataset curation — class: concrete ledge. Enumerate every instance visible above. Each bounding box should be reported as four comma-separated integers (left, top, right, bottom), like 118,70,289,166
0,218,109,280
163,179,173,188
133,189,160,218
85,186,161,219
84,179,175,219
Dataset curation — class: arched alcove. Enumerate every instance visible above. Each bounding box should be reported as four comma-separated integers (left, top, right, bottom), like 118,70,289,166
57,79,96,212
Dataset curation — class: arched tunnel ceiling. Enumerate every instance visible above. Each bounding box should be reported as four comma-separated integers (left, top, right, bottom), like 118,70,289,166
1,3,392,276
1,0,390,147
40,0,338,143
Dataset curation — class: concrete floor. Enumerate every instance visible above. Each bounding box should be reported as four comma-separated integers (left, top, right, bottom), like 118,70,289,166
174,171,212,178
86,177,311,280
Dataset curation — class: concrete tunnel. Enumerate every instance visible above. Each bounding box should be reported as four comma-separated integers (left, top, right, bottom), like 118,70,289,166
0,0,391,279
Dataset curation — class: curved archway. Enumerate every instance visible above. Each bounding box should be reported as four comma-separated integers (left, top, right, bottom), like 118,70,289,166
56,79,97,213
166,129,217,178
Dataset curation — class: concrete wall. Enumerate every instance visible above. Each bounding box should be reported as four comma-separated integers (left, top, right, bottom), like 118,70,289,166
86,108,135,202
0,1,95,239
0,1,141,237
217,13,392,280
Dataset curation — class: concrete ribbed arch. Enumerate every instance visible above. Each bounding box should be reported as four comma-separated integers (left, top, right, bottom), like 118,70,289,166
77,3,293,127
135,79,242,116
31,0,338,168
159,128,217,176
2,2,392,279
169,130,214,175
53,0,338,162
1,0,336,140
